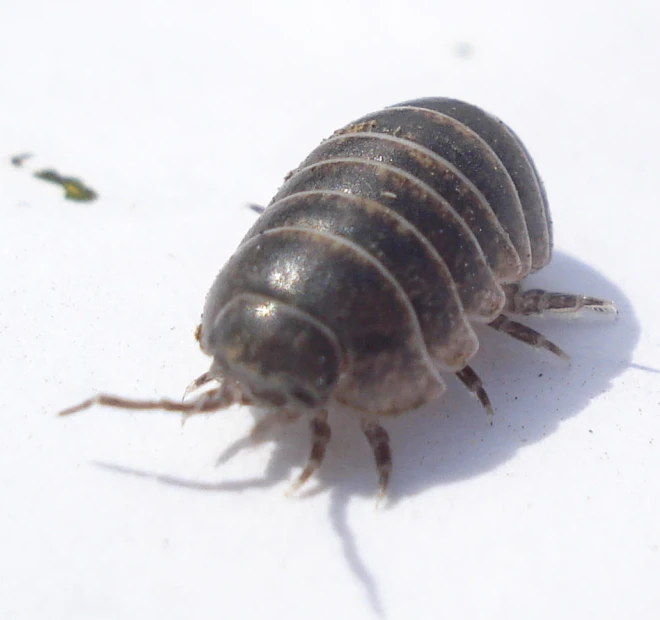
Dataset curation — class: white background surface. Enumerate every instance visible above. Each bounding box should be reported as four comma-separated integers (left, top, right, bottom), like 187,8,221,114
1,1,659,619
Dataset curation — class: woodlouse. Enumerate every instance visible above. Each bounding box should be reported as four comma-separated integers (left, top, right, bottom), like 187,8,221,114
60,97,615,497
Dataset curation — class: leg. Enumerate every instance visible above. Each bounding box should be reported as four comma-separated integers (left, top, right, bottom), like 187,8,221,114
502,283,616,316
249,409,301,444
488,314,569,361
183,366,251,423
184,369,217,398
216,409,301,465
58,378,245,421
361,418,392,500
455,365,493,415
288,410,331,494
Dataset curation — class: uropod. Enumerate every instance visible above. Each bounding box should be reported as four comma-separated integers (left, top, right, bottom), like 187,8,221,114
60,97,615,497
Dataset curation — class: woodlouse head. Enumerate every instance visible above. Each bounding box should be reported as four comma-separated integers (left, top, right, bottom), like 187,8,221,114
201,294,343,412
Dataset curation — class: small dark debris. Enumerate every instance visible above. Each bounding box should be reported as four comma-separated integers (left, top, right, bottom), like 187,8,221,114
33,169,98,202
454,42,474,59
10,153,32,167
247,204,266,214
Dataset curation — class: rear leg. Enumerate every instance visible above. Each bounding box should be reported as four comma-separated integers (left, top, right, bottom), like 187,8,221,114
502,283,616,316
455,365,494,415
488,314,569,361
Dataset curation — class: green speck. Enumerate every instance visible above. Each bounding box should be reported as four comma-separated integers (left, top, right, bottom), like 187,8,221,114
34,169,98,202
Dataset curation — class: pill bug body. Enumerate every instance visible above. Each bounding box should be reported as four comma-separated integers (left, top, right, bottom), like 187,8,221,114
61,98,614,497
202,97,550,415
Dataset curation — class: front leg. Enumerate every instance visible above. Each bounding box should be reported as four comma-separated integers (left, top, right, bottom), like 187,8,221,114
288,410,332,494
